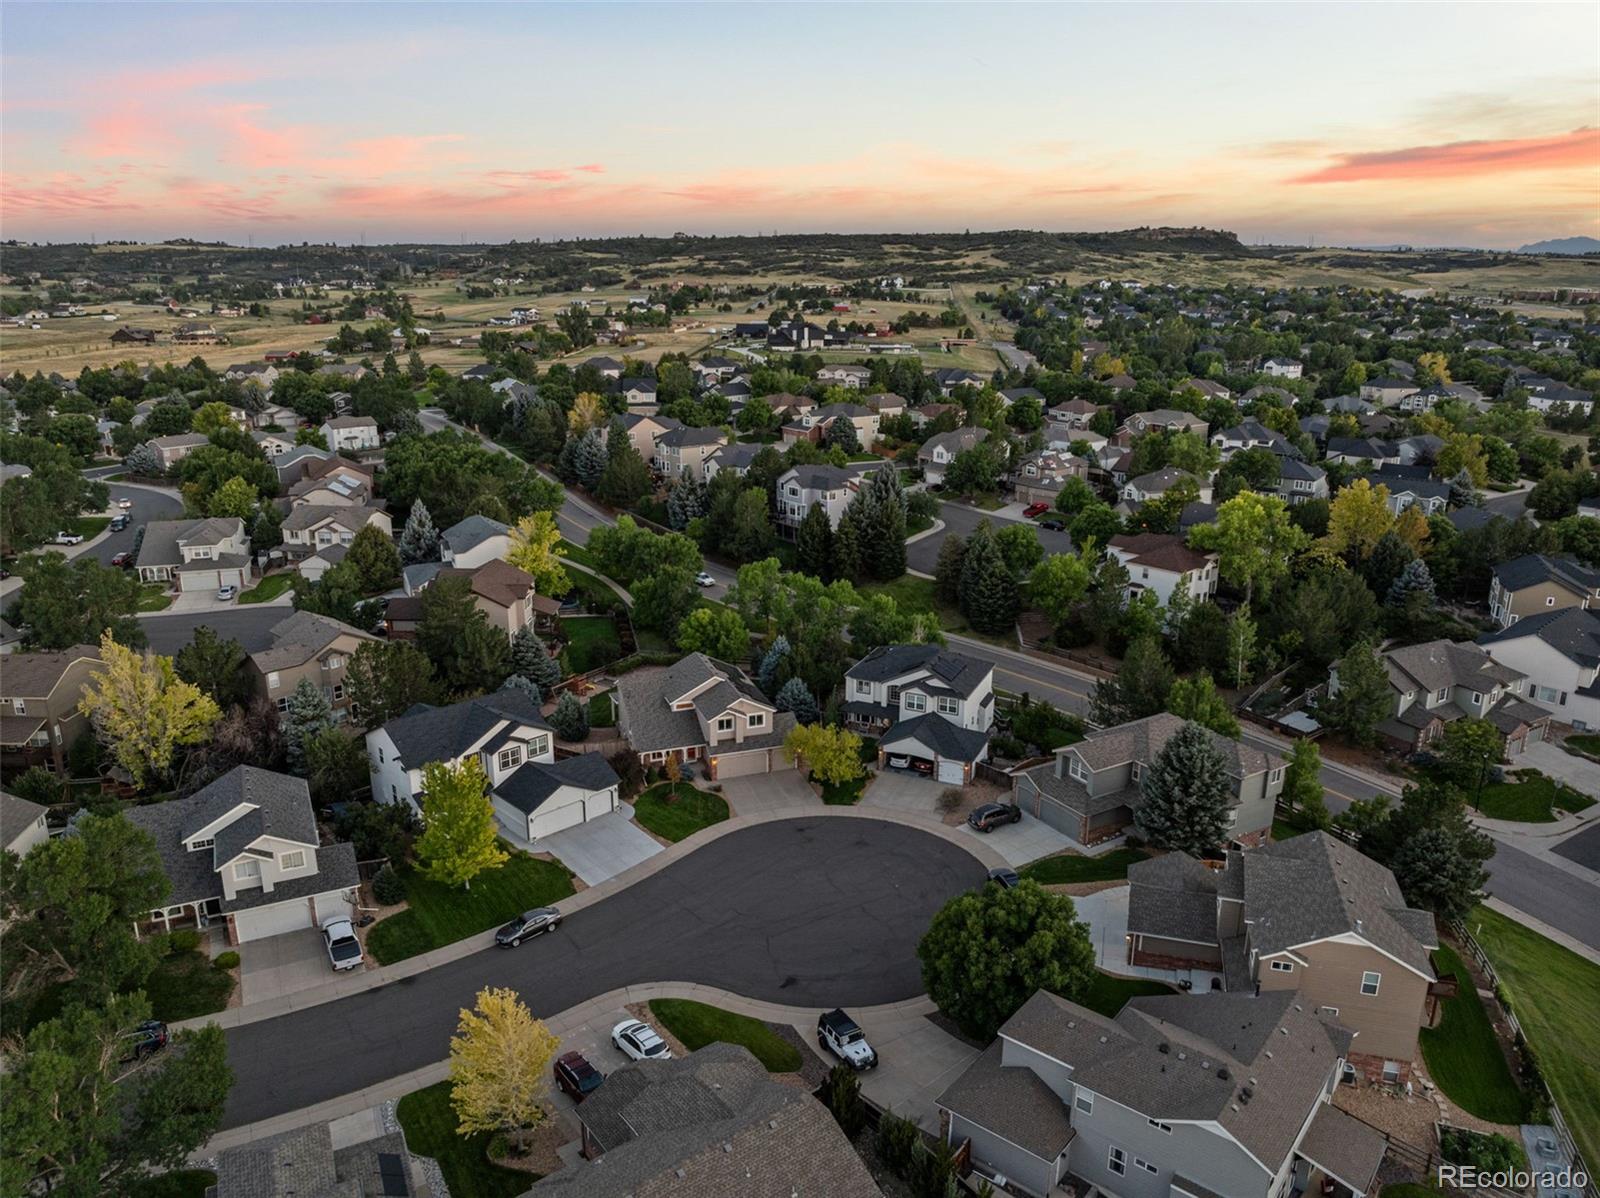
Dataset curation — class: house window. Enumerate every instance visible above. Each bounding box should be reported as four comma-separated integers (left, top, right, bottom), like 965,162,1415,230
936,697,959,716
377,746,384,764
1136,1158,1159,1175
1270,960,1294,973
1382,1061,1401,1085
234,860,261,881
275,697,290,714
1108,1147,1126,1176
1361,971,1382,996
1434,688,1448,702
716,716,734,733
1074,1092,1093,1115
1147,1119,1172,1133
331,684,344,703
391,785,398,801
498,746,522,772
1547,596,1556,606
268,672,281,690
529,735,550,757
855,680,872,696
747,713,765,729
280,850,305,870
325,654,344,670
1470,692,1482,706
1269,767,1284,783
1130,762,1143,781
11,699,24,715
1535,685,1561,703
904,693,927,713
189,837,214,852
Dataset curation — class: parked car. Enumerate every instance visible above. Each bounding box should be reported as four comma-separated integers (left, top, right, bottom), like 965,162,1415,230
987,866,1021,889
116,497,133,509
216,585,237,601
612,1018,672,1062
1038,519,1066,532
120,1019,169,1062
52,531,84,545
554,1051,605,1102
110,551,132,567
1023,502,1050,518
694,570,716,588
817,1008,877,1070
495,906,561,947
321,918,363,971
967,802,1022,833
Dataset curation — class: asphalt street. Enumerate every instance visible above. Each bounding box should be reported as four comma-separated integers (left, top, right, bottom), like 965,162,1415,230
907,501,1073,575
221,817,985,1128
86,483,185,567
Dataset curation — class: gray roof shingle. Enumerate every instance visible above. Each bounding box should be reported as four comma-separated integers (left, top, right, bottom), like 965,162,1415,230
381,688,551,768
495,753,620,815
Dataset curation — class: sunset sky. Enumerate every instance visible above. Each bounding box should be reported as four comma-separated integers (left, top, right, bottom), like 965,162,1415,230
3,2,1597,248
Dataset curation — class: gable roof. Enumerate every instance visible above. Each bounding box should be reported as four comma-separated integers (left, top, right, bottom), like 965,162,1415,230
846,643,992,697
0,644,101,698
880,711,990,764
0,791,48,844
495,752,620,814
1479,606,1600,669
1071,712,1280,779
1109,531,1213,575
249,610,375,673
1381,639,1524,695
441,514,511,554
135,517,245,568
380,687,552,767
1491,553,1600,596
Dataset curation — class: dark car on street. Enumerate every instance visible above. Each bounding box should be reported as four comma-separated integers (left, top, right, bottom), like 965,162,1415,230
495,906,561,947
967,802,1022,832
987,867,1021,889
120,1019,169,1062
554,1051,605,1102
1038,519,1066,532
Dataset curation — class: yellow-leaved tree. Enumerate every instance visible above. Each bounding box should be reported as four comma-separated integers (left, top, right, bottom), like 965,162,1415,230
506,510,571,597
416,757,507,889
783,723,864,787
449,986,560,1153
77,631,221,789
567,391,609,436
1321,478,1393,561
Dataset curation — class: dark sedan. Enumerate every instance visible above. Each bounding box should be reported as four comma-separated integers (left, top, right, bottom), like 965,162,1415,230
987,867,1021,889
495,906,561,947
967,803,1022,833
554,1050,604,1102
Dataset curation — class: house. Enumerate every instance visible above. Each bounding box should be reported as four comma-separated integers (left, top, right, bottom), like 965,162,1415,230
655,425,726,481
1011,713,1284,847
1478,608,1600,733
368,687,618,843
844,644,995,784
280,505,392,560
816,363,871,389
690,355,740,386
251,430,295,459
1332,638,1549,756
123,766,358,944
583,355,624,380
803,401,880,448
1182,378,1232,401
272,445,338,487
1358,377,1415,406
1209,419,1293,459
703,441,765,480
768,318,834,352
172,322,224,345
864,391,907,419
211,1123,420,1198
439,514,513,569
287,460,375,508
1522,377,1594,416
908,401,960,430
250,610,378,722
1261,356,1303,379
621,377,658,407
616,412,683,467
294,542,349,584
1488,553,1600,628
1324,437,1399,468
1120,466,1196,506
1274,456,1328,504
938,988,1385,1198
109,326,160,345
1107,533,1219,608
136,517,252,592
318,363,369,384
1048,398,1104,430
224,361,280,390
384,559,549,642
1118,409,1208,442
148,432,210,471
1381,476,1450,517
0,645,103,773
615,653,797,780
1008,449,1089,506
928,366,987,396
532,1043,880,1198
1127,831,1444,1082
919,426,989,485
1,791,51,858
319,415,380,452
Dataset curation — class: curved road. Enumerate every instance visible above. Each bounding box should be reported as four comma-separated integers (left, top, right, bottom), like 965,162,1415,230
222,817,985,1128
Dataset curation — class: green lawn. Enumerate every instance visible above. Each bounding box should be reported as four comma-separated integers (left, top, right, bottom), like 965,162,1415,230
1474,772,1595,822
855,575,959,630
632,783,729,842
237,573,294,604
137,583,173,612
1075,972,1177,1018
1419,945,1531,1125
1469,905,1600,1171
560,616,623,674
396,1081,532,1198
73,515,112,539
367,850,575,965
126,1170,218,1198
1564,733,1600,758
557,538,598,569
648,998,801,1072
587,689,616,727
143,946,236,1022
1023,848,1146,885
817,772,867,805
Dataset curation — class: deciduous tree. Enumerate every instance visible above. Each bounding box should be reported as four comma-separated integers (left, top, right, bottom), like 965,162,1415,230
1188,491,1307,603
417,757,507,889
1323,478,1393,561
77,634,220,789
506,510,570,597
448,987,560,1153
1166,672,1240,737
11,553,144,651
783,723,864,787
674,605,750,661
1282,738,1331,829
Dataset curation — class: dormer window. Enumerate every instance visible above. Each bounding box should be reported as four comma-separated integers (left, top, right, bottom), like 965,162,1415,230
189,837,214,852
280,850,306,870
855,680,872,696
747,712,765,729
716,716,734,733
1434,688,1448,702
498,746,522,772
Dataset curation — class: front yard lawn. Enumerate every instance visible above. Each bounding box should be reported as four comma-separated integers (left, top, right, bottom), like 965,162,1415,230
367,849,575,965
631,782,728,843
817,772,867,805
137,583,173,612
1419,944,1531,1125
560,615,622,674
73,516,112,539
1473,771,1594,822
396,1081,531,1198
1022,847,1146,885
143,945,235,1022
1075,971,1176,1018
126,1171,218,1198
1563,732,1600,758
648,998,801,1073
237,573,294,604
1469,905,1600,1172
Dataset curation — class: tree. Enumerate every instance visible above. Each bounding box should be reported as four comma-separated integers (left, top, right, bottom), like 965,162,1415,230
795,502,834,580
854,466,908,581
416,757,507,889
1320,639,1391,745
337,523,399,594
1135,721,1233,856
674,605,749,660
573,427,608,489
506,510,570,597
1054,476,1096,515
304,726,369,804
1069,501,1121,547
1282,738,1331,829
449,988,560,1155
849,591,941,653
995,523,1044,577
173,625,252,708
1166,673,1240,737
281,677,334,775
206,474,258,519
77,634,220,790
756,635,792,696
0,995,232,1196
1438,718,1503,807
398,498,440,565
1214,448,1281,502
1435,432,1489,488
666,473,708,530
774,676,820,725
548,690,589,742
1335,780,1492,920
1090,635,1174,725
345,640,439,728
782,723,864,787
596,442,652,507
933,534,966,605
632,566,700,638
1188,491,1307,603
958,521,1020,635
11,553,144,650
917,879,1095,1040
417,574,511,694
587,515,702,585
510,626,562,693
1323,478,1393,561
1385,557,1436,610
1029,551,1093,627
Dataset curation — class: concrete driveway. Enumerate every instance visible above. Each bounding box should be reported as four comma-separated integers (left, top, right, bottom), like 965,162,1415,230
854,1012,979,1132
1520,740,1600,798
865,771,1073,865
718,770,816,817
861,769,947,814
959,811,1077,867
240,929,332,1005
1069,885,1222,991
540,804,662,886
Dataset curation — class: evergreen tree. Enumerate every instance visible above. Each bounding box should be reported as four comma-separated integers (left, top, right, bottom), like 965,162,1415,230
824,417,861,453
1385,558,1435,607
723,487,775,561
574,428,608,489
282,677,334,775
775,676,820,724
831,507,863,582
1283,738,1331,829
958,522,1018,634
795,503,833,580
1134,721,1232,856
1362,531,1415,602
1090,635,1175,725
1320,638,1392,745
398,498,440,565
501,673,542,703
509,626,562,693
858,466,907,580
596,443,652,508
933,534,966,605
548,690,589,741
757,635,792,696
417,574,511,694
666,474,708,529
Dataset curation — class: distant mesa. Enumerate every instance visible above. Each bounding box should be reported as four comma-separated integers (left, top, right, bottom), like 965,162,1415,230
1516,236,1600,256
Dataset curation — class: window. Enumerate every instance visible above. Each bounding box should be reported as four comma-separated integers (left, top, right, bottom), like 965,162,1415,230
936,697,959,716
747,713,765,728
855,680,872,696
1130,762,1143,781
904,693,927,713
1535,684,1561,703
1069,757,1086,780
1382,1061,1401,1085
280,850,305,870
1434,688,1449,702
530,735,550,758
189,837,214,852
325,654,344,671
716,716,734,733
497,746,522,772
1547,596,1556,606
1136,1158,1159,1175
275,697,290,714
234,860,261,881
1074,1092,1093,1115
1321,1006,1339,1017
267,672,281,691
1361,971,1382,996
331,684,344,703
1147,1119,1172,1133
1270,960,1294,973
11,699,23,715
391,785,398,801
1108,1147,1126,1176
1470,692,1482,706
1270,767,1284,783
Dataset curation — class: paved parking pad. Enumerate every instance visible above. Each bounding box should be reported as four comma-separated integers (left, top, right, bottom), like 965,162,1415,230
718,771,818,817
541,806,662,886
959,810,1076,867
845,1013,979,1132
240,929,331,1004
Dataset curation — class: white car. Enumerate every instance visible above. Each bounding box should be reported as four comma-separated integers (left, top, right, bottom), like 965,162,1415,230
694,571,716,588
52,531,84,545
216,585,238,601
612,1019,672,1062
116,498,133,509
322,918,363,971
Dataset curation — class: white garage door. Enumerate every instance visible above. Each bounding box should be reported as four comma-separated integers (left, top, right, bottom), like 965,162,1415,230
585,788,617,820
530,797,586,839
232,898,313,942
179,569,221,593
714,749,772,779
937,759,965,785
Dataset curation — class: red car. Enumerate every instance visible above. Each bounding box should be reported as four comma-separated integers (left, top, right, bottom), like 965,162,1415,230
1023,502,1051,518
554,1051,605,1102
110,551,133,568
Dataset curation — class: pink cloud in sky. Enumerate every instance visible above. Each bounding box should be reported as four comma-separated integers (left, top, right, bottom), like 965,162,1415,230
1292,127,1600,183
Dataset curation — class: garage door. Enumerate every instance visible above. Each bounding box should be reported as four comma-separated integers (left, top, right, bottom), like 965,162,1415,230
1526,724,1544,744
530,797,586,839
937,759,965,785
585,788,617,820
713,749,771,779
232,898,313,942
179,569,221,592
1034,796,1080,837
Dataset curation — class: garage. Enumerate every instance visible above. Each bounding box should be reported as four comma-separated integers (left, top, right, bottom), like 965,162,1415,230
710,748,778,779
584,788,618,820
528,796,586,840
230,896,315,942
937,759,966,785
880,713,990,790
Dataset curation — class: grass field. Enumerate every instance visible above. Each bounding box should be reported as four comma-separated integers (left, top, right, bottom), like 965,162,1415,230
1474,772,1594,822
647,998,802,1072
632,783,728,842
366,850,575,965
237,573,294,604
1076,972,1177,1018
586,689,616,727
396,1082,532,1198
1469,905,1600,1171
1419,945,1531,1125
137,583,173,612
1022,848,1146,885
559,615,622,674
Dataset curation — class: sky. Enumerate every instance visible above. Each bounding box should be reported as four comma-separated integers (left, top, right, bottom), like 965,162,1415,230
2,2,1598,249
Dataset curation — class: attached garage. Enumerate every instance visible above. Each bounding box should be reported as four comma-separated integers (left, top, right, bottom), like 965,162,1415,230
176,558,252,593
709,748,782,780
527,792,589,839
879,713,990,788
230,892,328,941
493,753,622,844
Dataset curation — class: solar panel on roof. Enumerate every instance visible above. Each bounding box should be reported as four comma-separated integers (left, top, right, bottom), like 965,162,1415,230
377,1152,410,1196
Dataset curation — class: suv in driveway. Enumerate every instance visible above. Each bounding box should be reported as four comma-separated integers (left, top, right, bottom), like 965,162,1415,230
554,1051,605,1102
322,918,363,971
967,802,1022,833
817,1008,877,1070
120,1019,169,1062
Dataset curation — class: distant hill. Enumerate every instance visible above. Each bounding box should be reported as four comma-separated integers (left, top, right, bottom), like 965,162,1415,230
1517,236,1600,256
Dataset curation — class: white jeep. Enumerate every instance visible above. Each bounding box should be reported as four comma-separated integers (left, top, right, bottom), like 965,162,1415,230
817,1008,877,1070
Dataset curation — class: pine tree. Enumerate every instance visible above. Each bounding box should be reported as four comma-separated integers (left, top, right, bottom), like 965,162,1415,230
282,677,334,776
957,522,997,616
597,444,652,508
831,507,863,582
859,467,907,580
795,503,833,580
1135,721,1232,856
509,625,561,690
1321,638,1392,746
501,673,542,703
549,690,589,741
775,676,820,724
958,522,1017,634
666,474,707,529
1385,558,1435,607
933,534,966,605
574,428,608,489
398,499,440,565
757,635,791,696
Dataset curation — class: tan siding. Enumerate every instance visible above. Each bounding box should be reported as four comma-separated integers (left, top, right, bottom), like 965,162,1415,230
1257,939,1428,1062
1508,580,1588,621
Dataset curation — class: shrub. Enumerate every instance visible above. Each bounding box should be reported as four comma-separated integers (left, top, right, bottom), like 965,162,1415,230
214,950,240,971
487,1133,511,1161
937,788,963,814
372,862,406,905
608,749,645,800
875,1113,920,1174
9,766,61,807
823,1064,865,1138
989,734,1026,759
1441,1128,1525,1174
168,929,202,955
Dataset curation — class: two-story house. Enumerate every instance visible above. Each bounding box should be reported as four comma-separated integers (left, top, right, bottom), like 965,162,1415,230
1115,409,1208,445
1277,456,1329,505
319,415,380,452
367,687,619,844
938,989,1385,1198
583,355,625,381
280,505,392,560
0,644,104,773
774,463,888,533
928,366,987,396
806,402,881,448
1127,831,1445,1083
1359,377,1417,406
1209,419,1293,459
655,425,726,481
286,460,375,508
1047,398,1104,431
1262,356,1303,378
621,377,657,407
615,412,683,468
249,610,378,723
1478,608,1600,733
1380,476,1450,517
1488,553,1600,628
843,644,995,784
702,441,765,481
439,514,513,568
815,363,872,390
384,559,550,643
148,432,210,472
1012,713,1284,847
615,653,797,780
135,517,252,593
1,791,51,858
1332,638,1549,756
251,430,295,459
1108,533,1218,609
1009,449,1089,507
918,426,988,485
1119,466,1200,508
690,355,741,387
273,446,339,488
